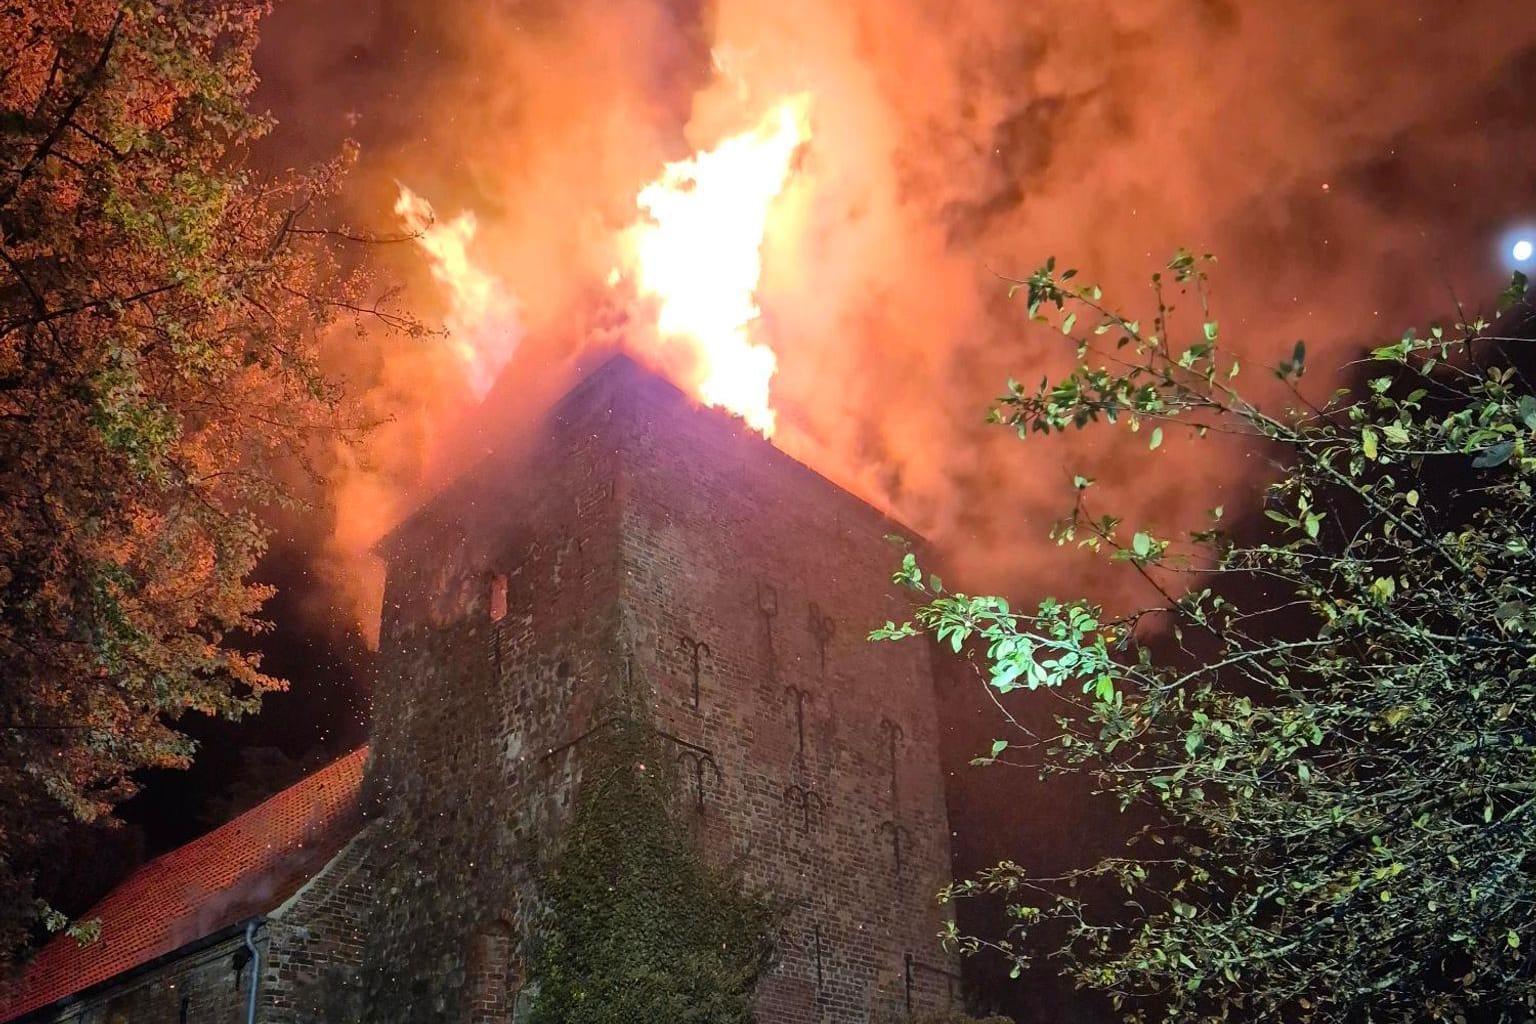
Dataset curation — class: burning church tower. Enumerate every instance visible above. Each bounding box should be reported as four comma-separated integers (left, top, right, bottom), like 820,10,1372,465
359,351,959,1022
0,70,963,1023
0,354,961,1024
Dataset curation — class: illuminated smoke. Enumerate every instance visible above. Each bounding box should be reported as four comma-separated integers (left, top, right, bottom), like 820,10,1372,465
250,0,1536,630
393,185,520,400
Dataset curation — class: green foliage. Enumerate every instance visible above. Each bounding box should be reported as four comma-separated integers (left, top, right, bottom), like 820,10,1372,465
527,723,779,1024
875,254,1536,1022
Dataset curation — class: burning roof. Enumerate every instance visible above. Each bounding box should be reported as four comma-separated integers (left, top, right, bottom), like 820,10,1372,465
399,95,812,436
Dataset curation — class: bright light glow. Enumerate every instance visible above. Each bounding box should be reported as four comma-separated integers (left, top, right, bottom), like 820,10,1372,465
1514,239,1534,263
617,96,812,436
394,185,520,399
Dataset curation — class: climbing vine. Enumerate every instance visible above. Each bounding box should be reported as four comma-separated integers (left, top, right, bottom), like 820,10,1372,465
527,722,779,1024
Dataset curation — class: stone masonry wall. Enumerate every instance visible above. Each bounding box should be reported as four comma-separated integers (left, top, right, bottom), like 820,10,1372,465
259,825,379,1024
29,930,258,1024
359,353,958,1023
357,366,629,1024
613,366,961,1022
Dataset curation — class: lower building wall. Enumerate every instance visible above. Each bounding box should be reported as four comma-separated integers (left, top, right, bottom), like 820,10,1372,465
258,825,379,1024
17,823,379,1024
28,930,258,1024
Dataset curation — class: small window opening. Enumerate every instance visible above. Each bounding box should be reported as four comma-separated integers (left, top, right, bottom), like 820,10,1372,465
489,573,508,622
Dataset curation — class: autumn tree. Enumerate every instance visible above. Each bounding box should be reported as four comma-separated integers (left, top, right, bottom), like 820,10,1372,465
0,0,399,963
876,257,1536,1022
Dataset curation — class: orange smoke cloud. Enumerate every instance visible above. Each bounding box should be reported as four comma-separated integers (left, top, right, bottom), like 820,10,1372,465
392,185,520,399
252,0,1536,634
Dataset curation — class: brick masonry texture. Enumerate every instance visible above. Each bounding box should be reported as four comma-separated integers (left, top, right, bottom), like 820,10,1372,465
6,353,960,1024
14,932,256,1024
0,749,367,1024
360,353,960,1023
259,825,379,1024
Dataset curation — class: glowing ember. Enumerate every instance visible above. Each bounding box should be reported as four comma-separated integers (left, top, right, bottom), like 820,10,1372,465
617,96,812,435
394,185,520,399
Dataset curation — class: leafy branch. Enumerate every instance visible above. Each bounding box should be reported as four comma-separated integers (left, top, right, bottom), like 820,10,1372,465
874,253,1536,1023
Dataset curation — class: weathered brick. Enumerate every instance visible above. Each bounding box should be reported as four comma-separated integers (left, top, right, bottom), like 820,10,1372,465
357,354,959,1023
13,356,961,1024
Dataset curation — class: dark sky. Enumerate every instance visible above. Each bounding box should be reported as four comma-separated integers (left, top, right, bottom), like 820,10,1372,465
70,1,1536,1020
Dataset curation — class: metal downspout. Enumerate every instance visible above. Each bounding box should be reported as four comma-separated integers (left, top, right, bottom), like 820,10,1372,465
243,920,263,1024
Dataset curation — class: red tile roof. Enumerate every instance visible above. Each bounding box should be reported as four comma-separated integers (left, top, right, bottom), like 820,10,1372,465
0,747,369,1022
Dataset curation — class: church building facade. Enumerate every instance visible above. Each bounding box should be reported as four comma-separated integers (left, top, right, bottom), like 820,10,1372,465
1,354,960,1024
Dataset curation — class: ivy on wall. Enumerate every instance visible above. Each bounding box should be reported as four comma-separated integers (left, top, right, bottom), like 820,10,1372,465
526,722,779,1024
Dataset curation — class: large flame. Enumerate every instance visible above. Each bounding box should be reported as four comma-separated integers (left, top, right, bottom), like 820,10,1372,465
394,185,520,399
617,95,811,435
392,97,808,428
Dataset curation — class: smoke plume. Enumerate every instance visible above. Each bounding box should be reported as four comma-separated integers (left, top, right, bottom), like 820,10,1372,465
252,0,1536,631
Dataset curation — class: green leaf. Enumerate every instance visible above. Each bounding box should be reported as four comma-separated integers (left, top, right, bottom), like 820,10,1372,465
1499,270,1529,311
1149,427,1164,451
990,739,1008,757
1361,427,1378,461
1132,532,1151,557
1473,440,1514,469
1062,312,1078,335
1203,320,1218,342
1519,395,1536,430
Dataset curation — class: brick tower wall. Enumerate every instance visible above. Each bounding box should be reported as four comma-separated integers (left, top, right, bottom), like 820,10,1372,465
359,370,629,1022
359,354,958,1023
613,365,959,1022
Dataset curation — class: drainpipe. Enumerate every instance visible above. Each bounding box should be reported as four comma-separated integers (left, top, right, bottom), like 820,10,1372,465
243,919,263,1024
